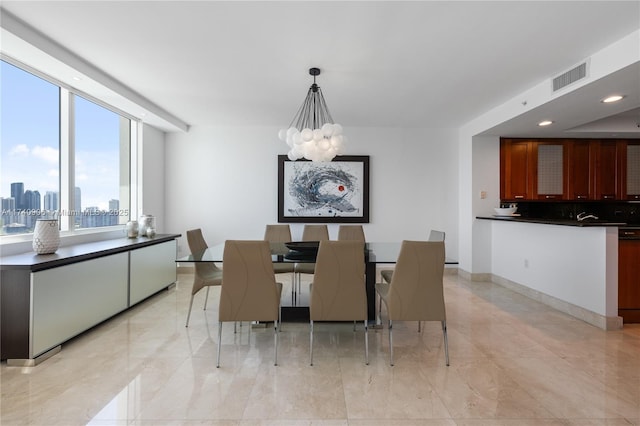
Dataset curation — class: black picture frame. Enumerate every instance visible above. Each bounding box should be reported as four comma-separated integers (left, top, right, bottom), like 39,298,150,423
278,155,370,223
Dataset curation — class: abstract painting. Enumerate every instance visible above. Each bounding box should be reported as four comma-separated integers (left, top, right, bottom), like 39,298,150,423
278,155,370,223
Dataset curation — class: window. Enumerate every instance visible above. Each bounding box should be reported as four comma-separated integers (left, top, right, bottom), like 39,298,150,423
0,59,132,236
74,96,130,229
1,61,60,235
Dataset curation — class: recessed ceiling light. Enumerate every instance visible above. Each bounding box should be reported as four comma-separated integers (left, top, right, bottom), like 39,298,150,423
538,120,553,127
72,76,82,81
602,95,624,103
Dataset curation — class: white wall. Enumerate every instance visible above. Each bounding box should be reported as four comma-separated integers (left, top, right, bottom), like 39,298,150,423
140,124,166,232
471,136,500,274
164,125,459,259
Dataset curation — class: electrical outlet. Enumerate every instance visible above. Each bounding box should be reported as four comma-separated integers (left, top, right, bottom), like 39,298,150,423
480,191,487,199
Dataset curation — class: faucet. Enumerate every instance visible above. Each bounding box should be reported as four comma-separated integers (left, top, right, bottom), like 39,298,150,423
577,212,599,221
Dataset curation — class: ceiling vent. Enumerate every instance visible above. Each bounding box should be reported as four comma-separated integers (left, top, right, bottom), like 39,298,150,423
552,61,588,92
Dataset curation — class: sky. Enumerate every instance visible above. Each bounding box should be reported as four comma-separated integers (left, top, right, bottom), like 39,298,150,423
1,60,123,211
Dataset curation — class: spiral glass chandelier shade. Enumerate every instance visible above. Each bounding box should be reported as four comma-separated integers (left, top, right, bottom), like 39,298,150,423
278,68,346,162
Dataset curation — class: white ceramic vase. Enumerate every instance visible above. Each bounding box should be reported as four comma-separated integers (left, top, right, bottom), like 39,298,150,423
33,219,60,254
126,220,139,238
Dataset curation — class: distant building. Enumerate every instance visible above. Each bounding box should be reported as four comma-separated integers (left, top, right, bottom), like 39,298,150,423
2,222,28,234
24,190,41,211
11,182,24,210
44,191,59,211
75,187,82,226
1,197,16,211
74,187,82,212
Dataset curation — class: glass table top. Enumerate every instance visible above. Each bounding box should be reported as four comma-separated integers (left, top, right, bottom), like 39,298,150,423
176,241,456,264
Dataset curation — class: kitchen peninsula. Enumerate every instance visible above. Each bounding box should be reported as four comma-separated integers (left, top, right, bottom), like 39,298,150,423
477,215,631,330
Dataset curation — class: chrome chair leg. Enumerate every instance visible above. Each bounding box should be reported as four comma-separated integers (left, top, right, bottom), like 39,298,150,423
389,319,394,366
185,294,195,327
309,320,314,366
442,320,450,366
364,320,369,365
291,273,296,305
274,321,279,366
203,286,211,310
216,322,223,368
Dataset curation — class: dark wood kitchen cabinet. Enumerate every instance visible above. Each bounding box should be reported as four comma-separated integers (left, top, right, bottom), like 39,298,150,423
500,139,532,200
619,230,640,324
567,140,593,200
501,138,640,202
500,138,567,201
623,141,640,200
532,140,567,200
593,140,623,200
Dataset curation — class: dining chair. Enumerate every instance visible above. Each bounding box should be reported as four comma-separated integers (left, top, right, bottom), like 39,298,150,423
380,229,445,284
264,224,296,297
309,240,368,366
337,224,366,241
294,224,330,288
338,224,367,330
375,240,449,366
185,228,223,327
217,240,282,367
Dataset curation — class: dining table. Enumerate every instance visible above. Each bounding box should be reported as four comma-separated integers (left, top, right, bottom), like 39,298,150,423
176,241,457,323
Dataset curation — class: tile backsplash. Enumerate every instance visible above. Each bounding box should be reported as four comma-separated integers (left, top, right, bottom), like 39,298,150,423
501,201,640,224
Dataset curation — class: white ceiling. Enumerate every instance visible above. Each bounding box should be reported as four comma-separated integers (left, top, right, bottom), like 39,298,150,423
1,1,639,137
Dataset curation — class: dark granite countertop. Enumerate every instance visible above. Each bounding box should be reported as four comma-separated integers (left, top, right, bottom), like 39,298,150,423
0,234,181,272
476,215,629,227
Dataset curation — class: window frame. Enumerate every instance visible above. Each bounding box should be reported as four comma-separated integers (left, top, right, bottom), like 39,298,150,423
0,55,139,242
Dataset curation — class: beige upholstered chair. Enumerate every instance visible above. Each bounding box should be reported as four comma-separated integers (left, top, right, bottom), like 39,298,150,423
185,228,223,327
309,240,368,366
217,240,282,367
337,224,366,241
380,229,445,284
264,224,293,243
264,224,296,294
375,240,449,366
294,224,330,285
301,224,330,241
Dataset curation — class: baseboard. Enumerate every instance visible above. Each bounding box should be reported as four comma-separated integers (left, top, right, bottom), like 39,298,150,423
457,270,489,282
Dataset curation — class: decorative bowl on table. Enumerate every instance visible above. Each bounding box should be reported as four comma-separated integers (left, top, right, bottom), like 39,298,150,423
284,241,320,253
494,207,518,216
284,241,320,260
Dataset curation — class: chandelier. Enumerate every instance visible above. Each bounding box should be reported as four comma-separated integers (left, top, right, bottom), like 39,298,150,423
278,67,346,162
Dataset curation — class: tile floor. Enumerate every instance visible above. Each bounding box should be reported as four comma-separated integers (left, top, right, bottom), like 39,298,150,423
1,270,639,425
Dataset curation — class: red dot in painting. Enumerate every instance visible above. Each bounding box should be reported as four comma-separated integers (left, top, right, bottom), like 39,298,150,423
338,185,345,192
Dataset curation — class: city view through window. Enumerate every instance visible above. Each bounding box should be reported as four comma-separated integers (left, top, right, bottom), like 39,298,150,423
0,60,130,236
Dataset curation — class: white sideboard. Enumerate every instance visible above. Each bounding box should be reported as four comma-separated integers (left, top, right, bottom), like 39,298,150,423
1,234,179,365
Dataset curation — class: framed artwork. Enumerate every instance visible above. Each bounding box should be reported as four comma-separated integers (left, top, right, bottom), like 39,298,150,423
278,155,370,223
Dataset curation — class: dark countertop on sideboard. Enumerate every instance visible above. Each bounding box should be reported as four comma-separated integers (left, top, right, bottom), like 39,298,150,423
476,216,633,227
0,234,181,272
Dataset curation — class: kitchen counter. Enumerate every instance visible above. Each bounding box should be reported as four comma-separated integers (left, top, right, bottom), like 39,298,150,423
476,215,628,227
